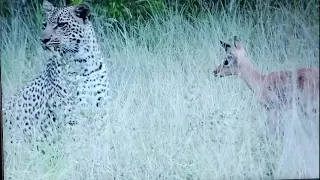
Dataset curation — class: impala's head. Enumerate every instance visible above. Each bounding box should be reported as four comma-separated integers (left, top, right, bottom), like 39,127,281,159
41,0,92,56
213,36,246,77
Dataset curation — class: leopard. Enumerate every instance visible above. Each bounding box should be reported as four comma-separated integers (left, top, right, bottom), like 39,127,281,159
3,0,110,149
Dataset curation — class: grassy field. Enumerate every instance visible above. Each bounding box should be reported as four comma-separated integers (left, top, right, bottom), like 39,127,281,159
1,1,319,179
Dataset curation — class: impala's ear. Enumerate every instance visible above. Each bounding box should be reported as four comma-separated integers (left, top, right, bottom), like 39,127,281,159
233,36,243,49
220,41,231,52
43,0,54,16
74,4,91,22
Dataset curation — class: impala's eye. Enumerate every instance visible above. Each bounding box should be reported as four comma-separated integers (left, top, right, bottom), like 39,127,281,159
223,60,229,66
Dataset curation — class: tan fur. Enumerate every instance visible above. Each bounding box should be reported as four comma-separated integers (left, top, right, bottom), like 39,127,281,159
213,36,319,118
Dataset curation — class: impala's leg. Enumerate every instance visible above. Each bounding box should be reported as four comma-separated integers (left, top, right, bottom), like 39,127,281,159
263,109,278,179
265,108,285,141
265,109,276,133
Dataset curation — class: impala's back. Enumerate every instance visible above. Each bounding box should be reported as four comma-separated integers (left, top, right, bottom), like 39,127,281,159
264,67,319,113
296,68,319,97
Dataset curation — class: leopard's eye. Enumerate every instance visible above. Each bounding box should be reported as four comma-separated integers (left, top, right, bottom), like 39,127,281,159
57,22,68,27
223,60,229,66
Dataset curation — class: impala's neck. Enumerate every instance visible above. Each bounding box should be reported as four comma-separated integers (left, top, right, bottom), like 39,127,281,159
238,58,265,94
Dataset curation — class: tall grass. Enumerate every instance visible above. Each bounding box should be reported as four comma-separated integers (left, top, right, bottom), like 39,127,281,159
1,0,319,179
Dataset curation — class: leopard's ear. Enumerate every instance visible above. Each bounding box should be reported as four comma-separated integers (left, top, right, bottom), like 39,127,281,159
74,4,91,22
43,0,54,16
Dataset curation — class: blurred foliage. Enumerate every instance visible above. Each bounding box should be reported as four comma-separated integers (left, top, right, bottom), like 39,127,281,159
0,0,10,17
89,0,165,22
0,0,318,24
69,0,83,5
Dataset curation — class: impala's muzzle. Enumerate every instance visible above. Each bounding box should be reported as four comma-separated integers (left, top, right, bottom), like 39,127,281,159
213,66,222,77
213,69,218,77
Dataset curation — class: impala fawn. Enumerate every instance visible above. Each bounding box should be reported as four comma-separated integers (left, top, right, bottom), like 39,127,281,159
213,36,319,125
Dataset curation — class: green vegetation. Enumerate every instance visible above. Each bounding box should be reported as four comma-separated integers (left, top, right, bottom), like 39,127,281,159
69,0,83,5
1,0,317,24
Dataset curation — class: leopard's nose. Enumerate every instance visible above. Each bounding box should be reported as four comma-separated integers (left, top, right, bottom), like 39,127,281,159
41,38,50,44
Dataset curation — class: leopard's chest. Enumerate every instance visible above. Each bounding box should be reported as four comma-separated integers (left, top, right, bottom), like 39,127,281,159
63,65,108,103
